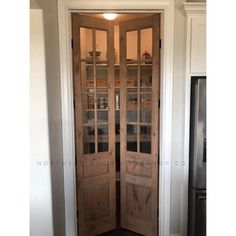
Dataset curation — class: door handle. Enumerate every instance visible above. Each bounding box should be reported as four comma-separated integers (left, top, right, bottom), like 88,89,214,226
197,194,206,200
203,137,206,163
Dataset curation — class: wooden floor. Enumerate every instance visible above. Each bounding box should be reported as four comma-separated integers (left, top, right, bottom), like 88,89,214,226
98,228,142,236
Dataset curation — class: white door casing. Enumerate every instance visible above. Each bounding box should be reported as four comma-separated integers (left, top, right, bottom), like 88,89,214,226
182,3,206,236
57,0,175,235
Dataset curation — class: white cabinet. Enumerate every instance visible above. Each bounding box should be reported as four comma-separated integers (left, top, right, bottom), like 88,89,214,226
184,3,206,75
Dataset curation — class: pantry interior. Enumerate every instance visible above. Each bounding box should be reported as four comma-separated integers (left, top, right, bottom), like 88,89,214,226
72,13,160,236
79,14,154,168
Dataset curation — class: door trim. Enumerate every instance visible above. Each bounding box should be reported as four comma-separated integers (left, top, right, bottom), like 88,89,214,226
57,1,174,236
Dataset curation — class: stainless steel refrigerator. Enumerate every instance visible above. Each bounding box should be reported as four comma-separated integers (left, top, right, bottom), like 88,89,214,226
188,77,206,236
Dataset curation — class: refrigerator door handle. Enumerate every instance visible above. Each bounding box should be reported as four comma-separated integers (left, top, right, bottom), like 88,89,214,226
197,194,206,200
203,137,206,163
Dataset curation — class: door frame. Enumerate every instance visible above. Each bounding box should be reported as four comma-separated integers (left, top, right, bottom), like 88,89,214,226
57,1,174,236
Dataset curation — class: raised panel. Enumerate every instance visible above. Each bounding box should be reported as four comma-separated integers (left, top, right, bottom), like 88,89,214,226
190,16,206,73
120,14,159,236
84,184,110,222
83,160,109,178
126,160,152,178
126,183,152,221
72,14,116,236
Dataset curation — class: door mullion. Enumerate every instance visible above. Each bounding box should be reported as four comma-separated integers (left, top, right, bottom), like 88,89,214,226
92,28,98,154
137,30,141,153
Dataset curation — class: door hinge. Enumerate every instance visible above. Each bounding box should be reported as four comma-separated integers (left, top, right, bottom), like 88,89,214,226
159,39,162,49
71,39,74,49
158,99,160,108
73,99,76,109
75,154,77,166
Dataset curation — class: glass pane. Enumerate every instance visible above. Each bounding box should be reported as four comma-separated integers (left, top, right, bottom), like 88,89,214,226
86,64,94,88
115,90,120,110
127,110,137,123
140,125,151,154
127,124,137,152
86,111,95,125
127,88,138,110
141,65,152,87
80,27,92,62
96,30,107,62
127,124,137,135
115,87,120,171
96,65,108,87
141,28,152,64
83,126,95,154
115,116,120,135
96,88,108,94
81,60,95,124
140,93,152,109
127,31,138,63
97,92,108,110
98,124,108,152
86,92,94,109
97,110,108,123
126,31,138,89
127,66,138,88
115,89,120,134
140,109,151,124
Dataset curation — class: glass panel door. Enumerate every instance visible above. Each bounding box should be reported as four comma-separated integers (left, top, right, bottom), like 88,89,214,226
72,14,116,236
125,28,153,154
119,14,160,236
80,27,110,154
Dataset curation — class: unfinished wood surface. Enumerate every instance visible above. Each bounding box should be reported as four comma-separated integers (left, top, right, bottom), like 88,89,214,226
119,22,127,232
137,30,141,153
92,28,98,154
76,14,110,31
120,14,160,236
72,13,116,236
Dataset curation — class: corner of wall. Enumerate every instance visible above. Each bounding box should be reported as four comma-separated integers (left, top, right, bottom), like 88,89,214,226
35,0,66,235
170,0,187,235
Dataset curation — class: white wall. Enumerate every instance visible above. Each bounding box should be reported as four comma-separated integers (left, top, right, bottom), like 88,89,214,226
170,3,207,236
170,0,187,235
30,8,54,236
35,0,66,235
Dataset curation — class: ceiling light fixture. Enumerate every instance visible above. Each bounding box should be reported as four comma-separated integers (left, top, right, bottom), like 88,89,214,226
103,13,117,21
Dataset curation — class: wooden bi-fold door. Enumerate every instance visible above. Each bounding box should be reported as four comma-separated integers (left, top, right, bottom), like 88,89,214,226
119,14,160,236
72,14,116,236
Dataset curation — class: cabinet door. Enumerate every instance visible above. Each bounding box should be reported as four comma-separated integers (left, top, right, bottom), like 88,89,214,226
120,14,160,236
72,14,116,236
190,16,206,73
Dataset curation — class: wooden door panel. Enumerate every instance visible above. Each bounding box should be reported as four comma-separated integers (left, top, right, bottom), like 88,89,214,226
125,160,152,178
84,184,110,222
72,14,116,236
83,159,110,178
120,14,160,236
126,183,152,220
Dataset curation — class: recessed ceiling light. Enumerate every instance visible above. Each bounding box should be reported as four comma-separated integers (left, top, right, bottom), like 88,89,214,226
103,13,117,21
